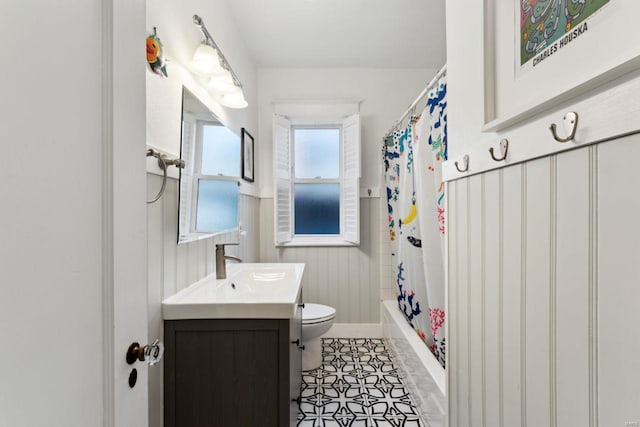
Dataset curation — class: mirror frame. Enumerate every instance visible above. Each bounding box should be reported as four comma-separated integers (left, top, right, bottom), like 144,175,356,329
177,87,241,244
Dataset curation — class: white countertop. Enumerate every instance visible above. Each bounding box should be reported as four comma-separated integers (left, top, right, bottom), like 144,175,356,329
162,263,305,320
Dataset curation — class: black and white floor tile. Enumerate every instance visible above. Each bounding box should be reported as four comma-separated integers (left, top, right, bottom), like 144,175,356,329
297,338,425,427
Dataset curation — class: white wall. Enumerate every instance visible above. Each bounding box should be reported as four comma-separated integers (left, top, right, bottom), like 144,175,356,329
146,1,261,425
146,0,258,160
257,68,438,194
446,1,640,426
257,68,438,322
0,3,106,425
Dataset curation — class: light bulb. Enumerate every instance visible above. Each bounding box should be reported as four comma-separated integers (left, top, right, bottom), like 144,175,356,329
220,90,248,109
190,43,223,76
208,71,239,94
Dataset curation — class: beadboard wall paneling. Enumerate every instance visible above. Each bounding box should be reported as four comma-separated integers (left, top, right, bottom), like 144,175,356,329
501,164,523,427
597,139,640,426
447,136,640,427
446,179,458,427
146,175,260,427
524,157,552,427
259,197,381,323
483,170,501,427
555,149,590,427
468,176,484,425
455,178,470,427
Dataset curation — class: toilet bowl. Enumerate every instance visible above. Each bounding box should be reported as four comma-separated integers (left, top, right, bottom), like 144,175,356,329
301,303,336,371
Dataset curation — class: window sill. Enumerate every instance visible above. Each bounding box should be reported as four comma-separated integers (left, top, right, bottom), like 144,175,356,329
276,240,359,248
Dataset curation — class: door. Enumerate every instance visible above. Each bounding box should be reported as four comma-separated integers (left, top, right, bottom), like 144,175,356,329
0,1,149,426
111,0,150,425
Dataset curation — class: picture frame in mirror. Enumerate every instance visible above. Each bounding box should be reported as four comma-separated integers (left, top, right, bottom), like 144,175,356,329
241,128,254,182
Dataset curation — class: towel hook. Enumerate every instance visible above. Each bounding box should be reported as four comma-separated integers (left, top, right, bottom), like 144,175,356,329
455,154,469,173
549,111,578,143
146,149,186,204
147,149,168,204
489,138,509,162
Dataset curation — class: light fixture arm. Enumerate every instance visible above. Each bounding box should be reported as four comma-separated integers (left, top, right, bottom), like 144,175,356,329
193,14,243,88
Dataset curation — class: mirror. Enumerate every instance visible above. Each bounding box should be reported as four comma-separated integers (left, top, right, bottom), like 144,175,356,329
178,88,241,244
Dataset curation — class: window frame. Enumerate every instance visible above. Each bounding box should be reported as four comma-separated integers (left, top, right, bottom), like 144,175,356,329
291,125,343,242
188,119,240,236
273,112,360,248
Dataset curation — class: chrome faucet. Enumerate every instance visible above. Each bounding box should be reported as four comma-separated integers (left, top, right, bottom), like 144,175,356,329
215,243,242,279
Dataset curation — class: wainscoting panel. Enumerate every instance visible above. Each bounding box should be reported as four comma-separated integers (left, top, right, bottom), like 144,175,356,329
259,198,381,324
555,148,590,427
524,157,551,427
483,170,501,427
468,175,484,426
446,179,458,427
501,164,523,427
597,137,640,426
447,136,640,427
454,178,470,427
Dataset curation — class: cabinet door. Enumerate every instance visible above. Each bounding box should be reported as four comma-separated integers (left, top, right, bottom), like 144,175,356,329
289,291,303,425
165,319,290,427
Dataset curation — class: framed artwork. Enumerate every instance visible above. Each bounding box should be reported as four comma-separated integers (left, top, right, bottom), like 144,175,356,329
518,0,610,73
241,128,254,182
483,0,640,132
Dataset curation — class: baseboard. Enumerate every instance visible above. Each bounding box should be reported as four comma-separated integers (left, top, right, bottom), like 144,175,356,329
321,323,383,338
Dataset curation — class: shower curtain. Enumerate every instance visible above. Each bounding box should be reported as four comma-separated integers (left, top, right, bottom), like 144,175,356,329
384,75,447,367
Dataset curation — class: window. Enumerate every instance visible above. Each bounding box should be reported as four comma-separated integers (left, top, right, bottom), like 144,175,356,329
273,113,360,246
293,127,341,235
179,114,240,243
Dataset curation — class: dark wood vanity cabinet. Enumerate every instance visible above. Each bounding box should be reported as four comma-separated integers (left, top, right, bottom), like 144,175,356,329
164,306,303,427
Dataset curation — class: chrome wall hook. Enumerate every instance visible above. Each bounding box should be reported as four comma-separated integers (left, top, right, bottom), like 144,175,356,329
549,111,579,143
489,138,509,162
147,149,168,204
164,157,185,169
146,149,185,204
455,154,469,173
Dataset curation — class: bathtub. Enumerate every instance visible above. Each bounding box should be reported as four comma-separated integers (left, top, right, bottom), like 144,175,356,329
382,300,446,427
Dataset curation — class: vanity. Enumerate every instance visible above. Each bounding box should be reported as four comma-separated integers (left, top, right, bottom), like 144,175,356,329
162,263,305,427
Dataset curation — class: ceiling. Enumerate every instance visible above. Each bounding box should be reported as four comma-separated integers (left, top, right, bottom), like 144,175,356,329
225,0,446,68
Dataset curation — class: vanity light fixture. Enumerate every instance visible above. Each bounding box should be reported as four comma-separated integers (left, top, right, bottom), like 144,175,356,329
207,71,238,94
192,14,248,109
220,91,248,109
191,43,224,76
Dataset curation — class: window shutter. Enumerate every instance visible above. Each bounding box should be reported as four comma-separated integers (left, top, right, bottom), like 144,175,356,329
273,114,293,245
342,113,360,244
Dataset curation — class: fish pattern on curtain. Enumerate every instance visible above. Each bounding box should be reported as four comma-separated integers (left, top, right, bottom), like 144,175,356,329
383,76,447,368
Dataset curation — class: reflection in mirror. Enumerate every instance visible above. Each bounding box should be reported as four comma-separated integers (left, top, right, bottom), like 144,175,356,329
178,88,240,244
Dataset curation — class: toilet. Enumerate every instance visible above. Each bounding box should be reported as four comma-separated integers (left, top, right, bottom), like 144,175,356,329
302,303,336,371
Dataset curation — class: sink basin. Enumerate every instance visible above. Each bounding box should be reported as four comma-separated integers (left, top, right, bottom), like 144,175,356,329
162,263,305,320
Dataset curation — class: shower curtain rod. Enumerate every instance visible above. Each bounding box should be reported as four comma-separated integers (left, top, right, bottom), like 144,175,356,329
387,65,447,136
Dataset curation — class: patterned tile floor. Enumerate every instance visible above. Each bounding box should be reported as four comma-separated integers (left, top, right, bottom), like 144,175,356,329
297,338,426,427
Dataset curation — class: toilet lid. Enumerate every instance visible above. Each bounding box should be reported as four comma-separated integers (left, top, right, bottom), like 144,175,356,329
302,303,336,324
